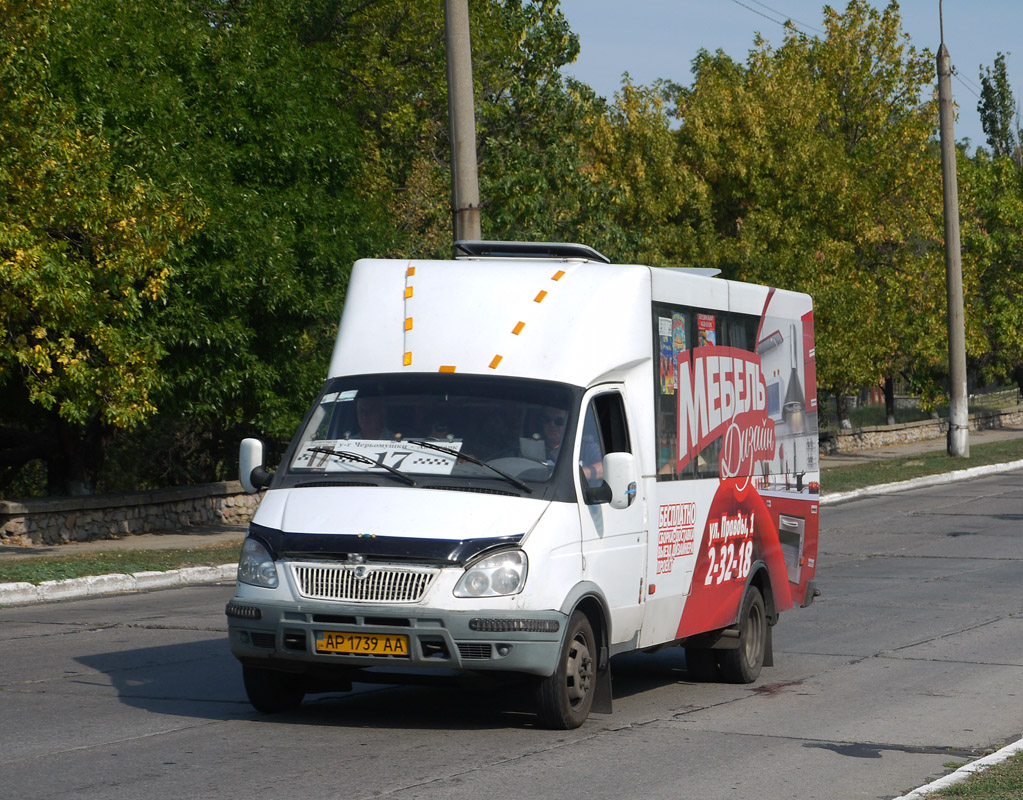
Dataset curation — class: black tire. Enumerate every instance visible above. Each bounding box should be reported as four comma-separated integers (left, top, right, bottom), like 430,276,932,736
718,586,766,684
684,647,719,681
243,665,306,714
535,611,596,729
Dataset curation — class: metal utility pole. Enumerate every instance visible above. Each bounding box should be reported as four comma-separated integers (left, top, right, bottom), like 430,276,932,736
444,0,482,245
937,3,969,457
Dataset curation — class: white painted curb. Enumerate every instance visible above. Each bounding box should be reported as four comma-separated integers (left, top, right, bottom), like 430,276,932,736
0,563,236,606
820,458,1023,506
892,737,1023,799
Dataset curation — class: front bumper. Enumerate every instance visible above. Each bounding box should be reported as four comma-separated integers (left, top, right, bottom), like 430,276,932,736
225,597,566,678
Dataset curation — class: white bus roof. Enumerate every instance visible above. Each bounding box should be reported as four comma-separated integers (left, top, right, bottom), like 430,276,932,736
328,255,808,387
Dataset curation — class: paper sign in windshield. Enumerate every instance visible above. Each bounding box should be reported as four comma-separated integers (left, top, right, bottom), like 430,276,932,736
295,439,463,476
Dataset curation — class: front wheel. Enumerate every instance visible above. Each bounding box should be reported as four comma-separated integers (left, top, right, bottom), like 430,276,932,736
243,665,306,713
535,611,596,729
718,586,766,684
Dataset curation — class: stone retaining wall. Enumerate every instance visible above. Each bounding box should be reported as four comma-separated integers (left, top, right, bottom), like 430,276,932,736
0,482,259,548
820,406,1023,454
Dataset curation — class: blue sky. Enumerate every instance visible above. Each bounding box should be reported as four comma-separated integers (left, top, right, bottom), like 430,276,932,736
556,0,1022,151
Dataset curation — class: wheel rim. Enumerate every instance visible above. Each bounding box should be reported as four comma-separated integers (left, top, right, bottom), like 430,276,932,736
743,598,764,667
565,632,594,707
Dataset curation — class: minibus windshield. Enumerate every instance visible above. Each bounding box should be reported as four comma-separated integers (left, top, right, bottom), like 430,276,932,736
283,373,577,491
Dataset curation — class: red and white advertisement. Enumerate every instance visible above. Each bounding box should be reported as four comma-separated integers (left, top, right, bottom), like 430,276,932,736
675,346,776,479
663,295,819,637
674,478,795,638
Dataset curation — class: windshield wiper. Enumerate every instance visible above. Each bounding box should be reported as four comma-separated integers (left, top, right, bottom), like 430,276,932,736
409,440,533,494
307,447,417,487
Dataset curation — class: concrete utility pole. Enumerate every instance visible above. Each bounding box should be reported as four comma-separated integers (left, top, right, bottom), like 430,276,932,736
937,4,969,457
444,0,482,245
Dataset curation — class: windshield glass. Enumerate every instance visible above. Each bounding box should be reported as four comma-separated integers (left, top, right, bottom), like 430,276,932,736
283,373,578,492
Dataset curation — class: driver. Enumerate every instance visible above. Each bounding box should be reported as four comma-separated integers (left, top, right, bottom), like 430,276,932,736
354,397,393,440
542,406,603,485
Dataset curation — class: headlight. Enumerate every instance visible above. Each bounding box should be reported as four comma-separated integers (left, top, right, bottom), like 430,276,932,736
454,550,527,598
237,537,279,588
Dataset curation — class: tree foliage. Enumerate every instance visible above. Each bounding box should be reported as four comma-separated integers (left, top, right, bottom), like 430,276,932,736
587,78,710,266
3,0,1023,496
1,0,605,494
0,0,198,493
978,53,1022,165
669,1,950,402
960,149,1023,395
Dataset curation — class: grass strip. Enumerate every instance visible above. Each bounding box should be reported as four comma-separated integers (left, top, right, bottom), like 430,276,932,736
822,437,1023,494
927,751,1023,798
0,543,242,586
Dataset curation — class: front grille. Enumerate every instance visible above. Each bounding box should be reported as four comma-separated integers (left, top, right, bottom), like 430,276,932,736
291,563,438,603
250,632,276,649
457,643,493,660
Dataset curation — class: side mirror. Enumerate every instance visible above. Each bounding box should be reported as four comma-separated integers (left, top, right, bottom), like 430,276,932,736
603,452,637,509
240,438,272,493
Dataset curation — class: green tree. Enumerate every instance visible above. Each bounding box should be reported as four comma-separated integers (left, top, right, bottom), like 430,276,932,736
970,54,1023,396
309,0,618,255
587,78,710,266
2,0,619,494
39,0,393,488
978,53,1021,165
672,1,953,417
473,2,623,251
960,150,1023,396
0,0,197,494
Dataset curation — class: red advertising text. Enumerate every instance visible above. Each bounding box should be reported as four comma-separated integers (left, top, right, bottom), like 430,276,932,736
676,346,776,475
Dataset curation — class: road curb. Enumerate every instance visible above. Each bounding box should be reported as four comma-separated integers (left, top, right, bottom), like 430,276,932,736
820,458,1023,506
892,737,1023,799
0,563,236,606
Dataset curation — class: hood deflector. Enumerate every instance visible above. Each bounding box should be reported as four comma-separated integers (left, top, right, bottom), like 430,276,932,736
250,524,523,566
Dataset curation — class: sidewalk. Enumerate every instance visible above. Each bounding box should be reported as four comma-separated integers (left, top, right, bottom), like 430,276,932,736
818,424,1023,506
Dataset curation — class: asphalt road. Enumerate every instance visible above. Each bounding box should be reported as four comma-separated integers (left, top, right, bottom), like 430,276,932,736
1,468,1021,800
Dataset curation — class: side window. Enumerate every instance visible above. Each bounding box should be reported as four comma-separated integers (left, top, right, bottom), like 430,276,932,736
580,393,631,499
654,302,760,482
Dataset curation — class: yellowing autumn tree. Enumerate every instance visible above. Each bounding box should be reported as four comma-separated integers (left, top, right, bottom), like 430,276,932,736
673,1,959,412
0,0,196,494
588,78,710,267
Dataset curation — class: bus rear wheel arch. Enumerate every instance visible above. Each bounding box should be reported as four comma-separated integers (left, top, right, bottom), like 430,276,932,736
718,584,767,684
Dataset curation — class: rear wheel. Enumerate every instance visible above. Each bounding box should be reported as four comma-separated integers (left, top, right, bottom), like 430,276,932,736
243,665,306,713
535,611,596,729
718,586,766,684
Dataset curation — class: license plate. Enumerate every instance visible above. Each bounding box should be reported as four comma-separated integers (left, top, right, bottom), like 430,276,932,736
315,631,409,657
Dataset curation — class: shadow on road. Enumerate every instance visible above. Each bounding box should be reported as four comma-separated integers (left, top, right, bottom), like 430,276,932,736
610,646,706,698
74,638,539,730
74,636,710,730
